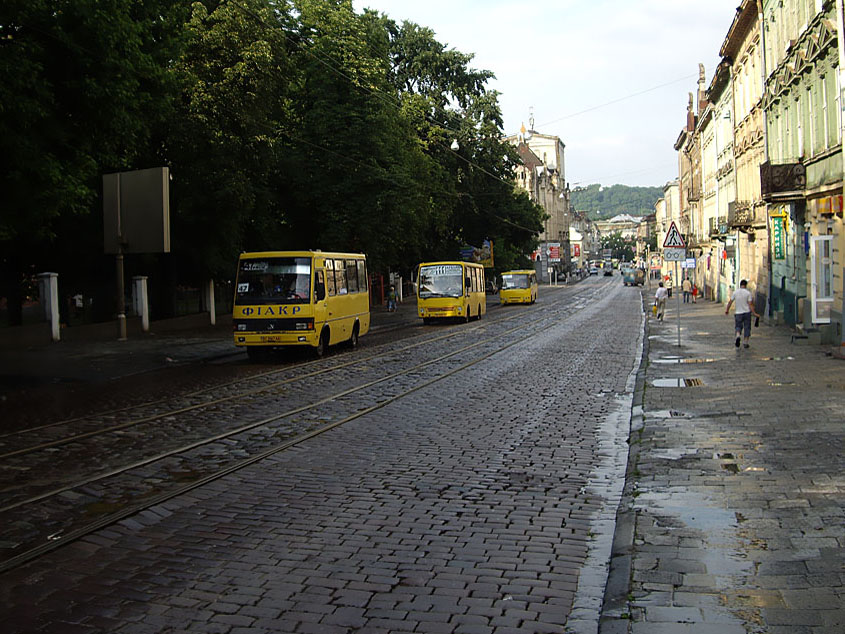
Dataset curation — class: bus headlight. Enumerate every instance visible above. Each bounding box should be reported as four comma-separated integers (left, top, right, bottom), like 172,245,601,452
457,307,462,314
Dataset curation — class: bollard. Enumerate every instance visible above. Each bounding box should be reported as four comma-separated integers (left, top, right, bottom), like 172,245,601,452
206,279,216,326
132,276,149,332
38,272,60,342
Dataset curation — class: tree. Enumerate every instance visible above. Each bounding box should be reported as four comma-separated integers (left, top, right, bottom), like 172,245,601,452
601,231,635,262
0,0,185,322
382,18,543,273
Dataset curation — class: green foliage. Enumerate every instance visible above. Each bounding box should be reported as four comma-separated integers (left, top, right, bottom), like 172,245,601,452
601,231,635,262
571,183,662,219
0,0,544,322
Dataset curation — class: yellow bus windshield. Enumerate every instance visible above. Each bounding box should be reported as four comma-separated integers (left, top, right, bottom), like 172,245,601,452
419,264,464,299
501,274,531,289
236,256,311,305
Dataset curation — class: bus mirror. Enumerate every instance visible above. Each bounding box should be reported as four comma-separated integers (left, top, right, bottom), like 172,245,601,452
465,276,471,288
315,281,326,301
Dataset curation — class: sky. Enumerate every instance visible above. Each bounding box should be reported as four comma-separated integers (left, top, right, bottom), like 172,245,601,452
352,0,742,188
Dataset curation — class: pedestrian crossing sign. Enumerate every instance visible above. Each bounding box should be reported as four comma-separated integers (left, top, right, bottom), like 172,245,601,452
663,221,686,248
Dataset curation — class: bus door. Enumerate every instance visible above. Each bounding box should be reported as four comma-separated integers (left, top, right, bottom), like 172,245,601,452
313,267,328,334
465,266,472,303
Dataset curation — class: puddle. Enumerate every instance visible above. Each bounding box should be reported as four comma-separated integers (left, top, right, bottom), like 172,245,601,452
635,491,754,579
650,409,689,418
652,448,689,460
653,378,704,387
654,357,720,365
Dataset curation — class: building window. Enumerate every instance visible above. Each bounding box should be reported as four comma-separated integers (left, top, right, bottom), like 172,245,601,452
807,86,815,155
835,71,842,146
822,75,829,149
796,95,803,156
785,105,791,158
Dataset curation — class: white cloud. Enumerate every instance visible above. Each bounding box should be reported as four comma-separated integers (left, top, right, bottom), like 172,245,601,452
354,0,741,186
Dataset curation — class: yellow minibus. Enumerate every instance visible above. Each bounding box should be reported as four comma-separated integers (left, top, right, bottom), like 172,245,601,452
233,251,370,359
499,270,538,305
417,261,486,324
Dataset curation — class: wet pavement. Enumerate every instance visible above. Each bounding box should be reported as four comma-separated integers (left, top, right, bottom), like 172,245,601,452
0,278,641,634
0,300,422,431
2,281,844,633
600,294,845,633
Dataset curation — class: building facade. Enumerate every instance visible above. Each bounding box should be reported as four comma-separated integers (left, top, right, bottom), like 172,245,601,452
660,0,844,347
507,120,572,283
762,0,844,342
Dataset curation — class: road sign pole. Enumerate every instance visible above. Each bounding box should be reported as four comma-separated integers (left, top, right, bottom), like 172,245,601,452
675,260,681,347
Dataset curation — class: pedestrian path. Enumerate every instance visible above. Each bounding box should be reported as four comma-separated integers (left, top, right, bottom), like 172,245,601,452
601,296,845,633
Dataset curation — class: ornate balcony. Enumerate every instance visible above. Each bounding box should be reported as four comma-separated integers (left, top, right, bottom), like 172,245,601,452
708,216,728,236
760,160,806,200
729,201,755,227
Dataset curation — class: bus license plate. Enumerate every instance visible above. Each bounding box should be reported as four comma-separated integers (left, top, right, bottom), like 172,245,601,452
260,335,284,343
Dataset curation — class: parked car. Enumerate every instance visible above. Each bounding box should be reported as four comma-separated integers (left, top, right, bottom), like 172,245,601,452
589,266,599,275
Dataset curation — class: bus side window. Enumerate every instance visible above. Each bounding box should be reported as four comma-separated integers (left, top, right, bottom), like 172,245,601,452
315,270,326,301
325,259,337,296
334,259,347,295
357,260,367,295
345,260,359,293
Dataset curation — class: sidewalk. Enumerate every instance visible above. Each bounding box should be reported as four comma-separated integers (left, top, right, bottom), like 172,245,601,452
601,296,845,633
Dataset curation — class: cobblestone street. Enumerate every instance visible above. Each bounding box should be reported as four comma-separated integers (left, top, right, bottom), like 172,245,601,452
0,278,645,633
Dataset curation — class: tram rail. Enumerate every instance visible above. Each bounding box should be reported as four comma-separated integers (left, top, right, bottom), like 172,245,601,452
0,279,617,573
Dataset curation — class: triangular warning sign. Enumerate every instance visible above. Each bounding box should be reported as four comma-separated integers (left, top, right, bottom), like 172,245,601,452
663,221,686,248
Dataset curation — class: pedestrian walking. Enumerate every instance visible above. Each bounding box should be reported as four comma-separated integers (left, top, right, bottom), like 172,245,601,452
692,283,698,303
654,282,668,322
665,274,673,298
387,285,398,312
725,279,760,348
682,277,692,303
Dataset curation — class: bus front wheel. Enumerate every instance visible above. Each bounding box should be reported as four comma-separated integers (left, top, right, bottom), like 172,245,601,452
316,329,330,357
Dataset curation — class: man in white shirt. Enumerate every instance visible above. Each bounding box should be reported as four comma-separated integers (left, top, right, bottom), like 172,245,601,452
654,282,669,322
725,279,760,348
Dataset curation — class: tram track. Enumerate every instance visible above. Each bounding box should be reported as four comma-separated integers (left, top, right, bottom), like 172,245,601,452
0,311,513,455
0,279,617,573
0,284,597,459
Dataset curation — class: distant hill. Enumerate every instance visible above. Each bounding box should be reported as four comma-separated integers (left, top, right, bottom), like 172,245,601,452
571,184,662,219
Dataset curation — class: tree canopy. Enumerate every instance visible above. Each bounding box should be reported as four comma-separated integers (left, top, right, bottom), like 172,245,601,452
0,0,543,323
571,184,662,219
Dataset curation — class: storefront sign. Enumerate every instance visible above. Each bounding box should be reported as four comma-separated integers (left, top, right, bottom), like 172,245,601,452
772,216,786,260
